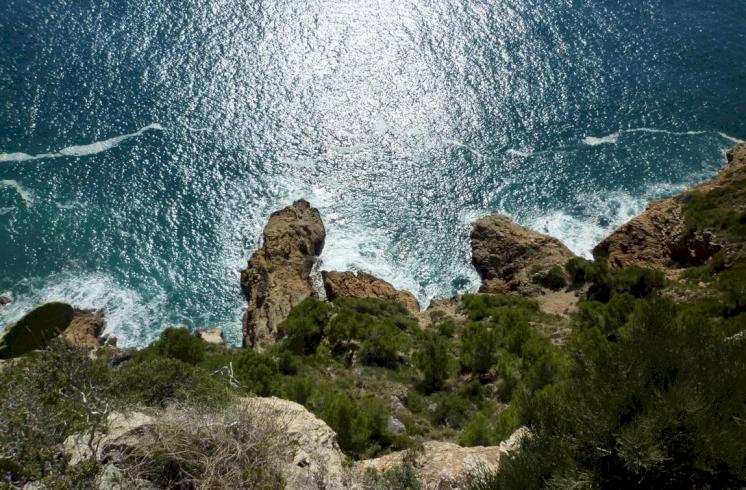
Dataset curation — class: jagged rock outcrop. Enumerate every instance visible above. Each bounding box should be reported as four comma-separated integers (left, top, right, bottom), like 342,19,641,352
322,270,420,315
195,327,224,346
353,428,529,489
63,309,106,349
241,200,326,349
471,214,576,294
594,142,745,270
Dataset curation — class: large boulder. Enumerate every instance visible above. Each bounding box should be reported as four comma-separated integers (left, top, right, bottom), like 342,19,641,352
594,142,746,270
241,200,326,349
322,270,420,315
353,427,529,489
471,214,576,294
63,309,106,349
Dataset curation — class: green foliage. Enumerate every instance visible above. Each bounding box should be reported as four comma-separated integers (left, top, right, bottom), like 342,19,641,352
462,294,539,321
486,296,746,488
279,297,333,355
0,302,74,359
358,319,408,368
365,462,423,490
0,342,110,486
565,258,665,302
535,265,567,291
413,331,451,392
113,357,230,407
234,350,279,396
460,412,492,447
316,390,409,458
460,322,499,373
142,326,205,365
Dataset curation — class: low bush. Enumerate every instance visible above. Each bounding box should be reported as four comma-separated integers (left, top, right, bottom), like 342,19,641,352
279,297,332,355
413,331,451,392
145,326,205,365
113,357,230,407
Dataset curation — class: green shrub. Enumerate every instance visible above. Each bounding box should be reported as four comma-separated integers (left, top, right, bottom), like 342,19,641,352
279,298,332,355
413,331,451,392
460,413,492,447
0,302,74,359
113,357,229,407
358,319,408,368
234,350,278,396
462,294,539,321
565,257,600,284
0,342,111,485
536,265,567,290
460,323,498,373
429,392,473,428
276,350,301,375
488,296,746,487
145,327,205,365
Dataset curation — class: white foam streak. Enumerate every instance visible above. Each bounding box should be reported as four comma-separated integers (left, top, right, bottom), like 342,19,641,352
583,128,742,146
0,124,165,163
0,180,34,207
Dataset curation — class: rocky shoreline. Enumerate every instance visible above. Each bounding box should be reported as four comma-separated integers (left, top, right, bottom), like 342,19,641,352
3,142,744,489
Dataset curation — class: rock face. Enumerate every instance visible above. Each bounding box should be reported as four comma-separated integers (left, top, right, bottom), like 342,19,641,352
322,270,420,315
241,200,326,349
63,309,106,349
594,142,746,270
353,428,529,489
245,397,349,489
471,214,576,294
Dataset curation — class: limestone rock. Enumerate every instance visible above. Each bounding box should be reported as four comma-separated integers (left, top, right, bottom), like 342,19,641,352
63,309,106,349
353,427,529,489
241,199,326,349
471,214,575,294
594,142,746,270
195,327,224,346
322,270,420,315
245,397,349,489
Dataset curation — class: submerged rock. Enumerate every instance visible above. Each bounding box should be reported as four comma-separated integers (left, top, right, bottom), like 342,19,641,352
322,270,420,315
594,142,746,270
471,214,575,294
241,199,326,349
0,294,12,306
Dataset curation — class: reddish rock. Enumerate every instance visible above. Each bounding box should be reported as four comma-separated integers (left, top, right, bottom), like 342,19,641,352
322,270,420,315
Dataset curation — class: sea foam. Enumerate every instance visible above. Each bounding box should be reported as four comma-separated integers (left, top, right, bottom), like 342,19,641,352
0,179,34,207
0,124,165,163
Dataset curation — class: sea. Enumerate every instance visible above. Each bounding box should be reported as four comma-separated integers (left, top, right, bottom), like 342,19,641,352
1,0,744,346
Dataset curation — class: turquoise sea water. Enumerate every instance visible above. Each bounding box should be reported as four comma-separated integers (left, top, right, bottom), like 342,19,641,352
1,1,744,346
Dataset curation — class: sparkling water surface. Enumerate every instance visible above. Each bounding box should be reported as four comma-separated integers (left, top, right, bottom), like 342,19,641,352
1,0,745,345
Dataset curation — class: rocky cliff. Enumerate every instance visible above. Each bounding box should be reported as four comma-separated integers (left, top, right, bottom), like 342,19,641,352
241,200,326,349
594,142,746,270
470,213,576,294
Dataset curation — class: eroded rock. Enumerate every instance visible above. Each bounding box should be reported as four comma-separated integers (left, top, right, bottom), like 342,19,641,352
322,270,420,315
241,200,326,349
594,142,746,270
471,214,575,294
63,309,106,349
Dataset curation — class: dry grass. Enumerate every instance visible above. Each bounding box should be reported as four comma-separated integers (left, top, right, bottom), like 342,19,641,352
116,401,289,489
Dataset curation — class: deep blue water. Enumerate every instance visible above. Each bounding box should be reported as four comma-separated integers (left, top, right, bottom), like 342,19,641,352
1,0,744,346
